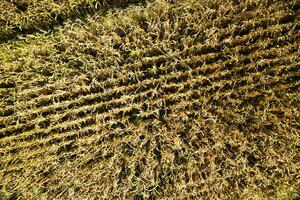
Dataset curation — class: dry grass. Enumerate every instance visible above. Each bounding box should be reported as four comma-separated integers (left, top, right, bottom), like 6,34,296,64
0,0,145,41
0,0,299,199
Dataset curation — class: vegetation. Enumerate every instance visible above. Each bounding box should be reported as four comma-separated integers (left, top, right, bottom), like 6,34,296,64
0,0,144,41
0,0,299,199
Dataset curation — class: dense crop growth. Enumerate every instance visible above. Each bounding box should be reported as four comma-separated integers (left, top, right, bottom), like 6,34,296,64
0,0,144,41
0,0,299,199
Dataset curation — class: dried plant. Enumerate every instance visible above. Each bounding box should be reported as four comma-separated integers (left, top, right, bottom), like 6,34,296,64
0,0,299,199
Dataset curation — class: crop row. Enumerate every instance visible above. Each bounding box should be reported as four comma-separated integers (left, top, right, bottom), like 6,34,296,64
1,51,298,155
1,37,298,133
1,75,298,173
2,24,298,125
1,4,295,104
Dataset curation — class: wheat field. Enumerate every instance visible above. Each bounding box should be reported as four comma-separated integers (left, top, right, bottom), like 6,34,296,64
0,0,299,199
